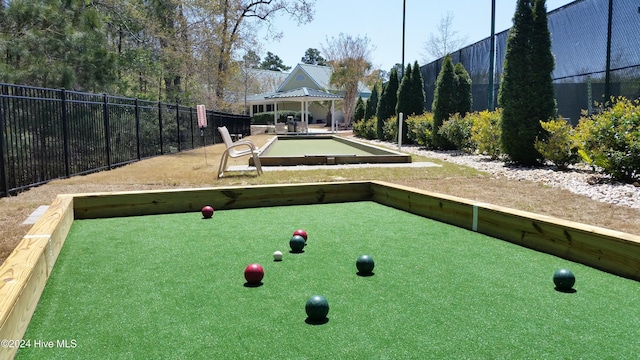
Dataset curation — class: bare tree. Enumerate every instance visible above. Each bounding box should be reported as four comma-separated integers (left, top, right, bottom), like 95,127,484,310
188,0,315,109
422,12,468,63
322,33,374,125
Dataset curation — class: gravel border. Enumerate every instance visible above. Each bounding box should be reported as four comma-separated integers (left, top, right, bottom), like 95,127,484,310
364,139,640,209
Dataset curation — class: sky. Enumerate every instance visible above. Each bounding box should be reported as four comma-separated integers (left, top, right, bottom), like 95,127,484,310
255,0,576,72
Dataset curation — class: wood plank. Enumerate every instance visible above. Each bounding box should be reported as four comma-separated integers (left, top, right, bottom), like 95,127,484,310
0,194,75,359
252,135,411,166
256,154,412,166
333,136,411,157
2,180,640,360
0,238,49,360
370,181,474,229
73,182,374,219
476,204,640,280
371,181,640,281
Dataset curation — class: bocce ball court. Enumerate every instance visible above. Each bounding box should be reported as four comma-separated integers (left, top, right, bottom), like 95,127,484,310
251,135,411,166
2,181,640,358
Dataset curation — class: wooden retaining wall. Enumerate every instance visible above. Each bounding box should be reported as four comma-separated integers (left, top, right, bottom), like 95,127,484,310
1,181,639,359
370,181,640,280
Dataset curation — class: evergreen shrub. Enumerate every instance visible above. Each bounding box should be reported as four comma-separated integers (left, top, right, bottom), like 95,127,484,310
534,117,579,169
352,117,378,140
431,55,457,149
438,113,474,152
576,97,640,182
406,113,434,148
382,117,398,142
354,97,365,123
469,109,503,160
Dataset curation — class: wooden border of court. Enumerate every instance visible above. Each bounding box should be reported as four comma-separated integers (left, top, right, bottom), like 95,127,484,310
1,180,639,358
251,135,412,166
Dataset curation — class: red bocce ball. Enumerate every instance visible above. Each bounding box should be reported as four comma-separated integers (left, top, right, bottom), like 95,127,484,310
244,263,264,284
201,205,214,219
293,229,308,241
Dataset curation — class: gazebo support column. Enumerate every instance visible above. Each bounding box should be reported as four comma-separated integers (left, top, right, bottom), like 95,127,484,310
331,100,335,133
274,100,278,126
300,102,304,134
305,101,309,133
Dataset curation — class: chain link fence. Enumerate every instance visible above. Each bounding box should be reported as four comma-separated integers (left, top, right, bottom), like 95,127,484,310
421,0,640,124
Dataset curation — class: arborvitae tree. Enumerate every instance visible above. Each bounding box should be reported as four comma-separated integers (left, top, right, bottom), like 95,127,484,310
364,84,379,120
375,84,387,139
432,54,457,149
498,0,553,166
409,61,426,116
454,62,472,116
377,67,399,121
396,63,413,143
531,0,556,121
354,96,366,123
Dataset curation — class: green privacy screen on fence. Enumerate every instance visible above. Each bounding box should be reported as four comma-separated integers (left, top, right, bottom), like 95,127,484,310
421,0,640,124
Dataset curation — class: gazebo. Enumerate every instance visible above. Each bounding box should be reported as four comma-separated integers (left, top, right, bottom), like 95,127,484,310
244,64,368,133
263,87,343,133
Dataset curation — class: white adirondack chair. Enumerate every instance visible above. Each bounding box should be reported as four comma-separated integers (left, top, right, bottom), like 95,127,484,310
217,126,263,178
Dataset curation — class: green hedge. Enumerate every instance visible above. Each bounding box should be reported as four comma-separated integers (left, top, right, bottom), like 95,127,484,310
352,97,640,183
438,113,474,152
352,117,377,139
470,109,503,159
576,97,640,182
534,117,579,169
406,113,434,148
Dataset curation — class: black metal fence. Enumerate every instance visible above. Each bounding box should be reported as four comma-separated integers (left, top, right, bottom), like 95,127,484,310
421,0,640,124
0,83,251,197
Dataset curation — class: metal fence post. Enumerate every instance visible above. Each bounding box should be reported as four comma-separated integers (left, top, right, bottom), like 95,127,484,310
488,0,496,111
60,88,71,177
135,98,141,160
103,93,112,168
190,107,195,149
604,0,614,102
0,85,8,196
176,103,181,152
158,101,164,155
215,114,220,144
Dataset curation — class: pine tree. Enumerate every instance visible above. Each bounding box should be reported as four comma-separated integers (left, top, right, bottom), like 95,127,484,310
432,55,457,149
454,63,472,116
260,52,291,72
354,96,366,123
364,84,379,120
301,48,327,66
0,0,116,90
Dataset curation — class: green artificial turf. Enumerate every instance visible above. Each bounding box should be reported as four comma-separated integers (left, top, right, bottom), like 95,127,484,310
262,138,376,156
16,202,640,359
